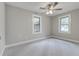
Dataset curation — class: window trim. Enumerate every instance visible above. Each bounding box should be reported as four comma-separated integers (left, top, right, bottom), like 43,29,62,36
58,14,71,34
32,14,42,34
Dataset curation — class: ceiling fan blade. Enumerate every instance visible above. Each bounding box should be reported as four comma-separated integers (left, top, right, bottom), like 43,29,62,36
53,2,58,7
40,7,46,10
54,8,62,10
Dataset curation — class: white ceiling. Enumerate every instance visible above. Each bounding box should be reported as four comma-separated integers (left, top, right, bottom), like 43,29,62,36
6,2,79,16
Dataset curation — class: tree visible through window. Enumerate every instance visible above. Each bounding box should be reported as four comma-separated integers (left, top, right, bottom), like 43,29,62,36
59,15,71,33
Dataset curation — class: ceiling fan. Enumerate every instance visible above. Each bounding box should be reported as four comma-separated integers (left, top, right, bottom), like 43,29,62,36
40,2,62,15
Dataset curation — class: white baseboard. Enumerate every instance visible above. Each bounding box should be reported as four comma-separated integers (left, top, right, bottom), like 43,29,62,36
51,35,79,44
5,36,50,48
2,35,79,56
0,46,5,56
1,47,5,56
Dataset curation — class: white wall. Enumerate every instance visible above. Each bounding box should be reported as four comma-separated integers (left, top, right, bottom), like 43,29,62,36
0,3,5,55
5,5,51,45
51,9,79,41
5,4,79,45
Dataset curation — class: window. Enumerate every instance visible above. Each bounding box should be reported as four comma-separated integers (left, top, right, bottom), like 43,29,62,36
32,15,41,34
59,15,71,33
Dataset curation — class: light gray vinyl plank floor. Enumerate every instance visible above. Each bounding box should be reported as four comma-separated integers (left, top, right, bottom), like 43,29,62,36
3,38,79,56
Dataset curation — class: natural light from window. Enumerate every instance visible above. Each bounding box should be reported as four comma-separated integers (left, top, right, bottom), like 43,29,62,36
59,15,71,33
32,15,41,34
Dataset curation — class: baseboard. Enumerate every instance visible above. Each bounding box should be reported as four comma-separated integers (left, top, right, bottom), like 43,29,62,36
0,46,5,56
51,35,79,44
5,36,50,48
1,47,5,56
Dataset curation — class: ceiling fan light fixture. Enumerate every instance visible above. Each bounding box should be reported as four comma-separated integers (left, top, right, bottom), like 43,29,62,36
46,11,49,14
40,2,62,15
46,10,53,15
49,10,53,14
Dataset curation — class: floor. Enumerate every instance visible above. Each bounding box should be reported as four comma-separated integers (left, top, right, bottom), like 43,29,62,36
3,38,79,56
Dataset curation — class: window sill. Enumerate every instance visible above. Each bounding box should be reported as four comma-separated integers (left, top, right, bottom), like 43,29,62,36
32,32,42,34
58,31,71,34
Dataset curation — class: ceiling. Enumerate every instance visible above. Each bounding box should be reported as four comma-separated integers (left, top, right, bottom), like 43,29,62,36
6,2,79,16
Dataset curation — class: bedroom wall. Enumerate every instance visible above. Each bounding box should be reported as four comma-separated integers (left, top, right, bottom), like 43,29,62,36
5,5,51,45
51,9,79,41
0,2,5,55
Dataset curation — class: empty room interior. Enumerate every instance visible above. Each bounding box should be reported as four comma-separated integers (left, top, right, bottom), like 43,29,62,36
1,2,79,56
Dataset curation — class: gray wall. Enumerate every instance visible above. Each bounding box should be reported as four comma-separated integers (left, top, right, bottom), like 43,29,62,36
0,3,5,55
5,5,51,45
51,9,79,41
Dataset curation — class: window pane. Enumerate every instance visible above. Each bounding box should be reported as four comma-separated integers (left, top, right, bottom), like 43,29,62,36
34,24,40,32
33,17,40,24
60,16,69,24
60,25,69,32
33,16,40,33
59,15,71,33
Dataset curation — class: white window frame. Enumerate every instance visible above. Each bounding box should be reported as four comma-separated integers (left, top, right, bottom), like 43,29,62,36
58,14,71,34
32,14,42,34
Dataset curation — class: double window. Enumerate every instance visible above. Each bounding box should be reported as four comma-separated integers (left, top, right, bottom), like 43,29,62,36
59,15,71,33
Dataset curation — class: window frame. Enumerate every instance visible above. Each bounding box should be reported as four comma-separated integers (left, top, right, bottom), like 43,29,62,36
32,14,42,34
58,14,71,34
